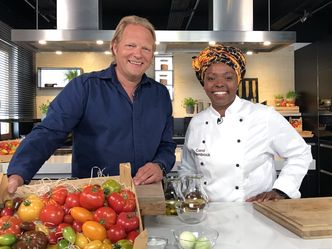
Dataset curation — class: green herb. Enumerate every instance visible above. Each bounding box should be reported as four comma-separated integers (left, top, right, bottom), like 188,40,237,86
64,70,79,81
182,97,198,107
286,90,299,99
274,94,284,99
39,100,50,115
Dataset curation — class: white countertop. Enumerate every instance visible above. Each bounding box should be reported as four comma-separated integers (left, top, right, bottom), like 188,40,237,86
144,202,332,249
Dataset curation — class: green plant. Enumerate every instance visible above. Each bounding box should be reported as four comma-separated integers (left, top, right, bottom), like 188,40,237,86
286,90,299,99
182,97,198,108
39,100,50,115
274,94,284,99
64,70,79,82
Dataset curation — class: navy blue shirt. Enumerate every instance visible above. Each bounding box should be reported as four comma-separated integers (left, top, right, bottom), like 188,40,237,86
8,64,176,181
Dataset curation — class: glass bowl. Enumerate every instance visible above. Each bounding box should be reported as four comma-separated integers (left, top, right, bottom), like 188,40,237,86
147,236,168,249
173,225,219,249
175,200,208,224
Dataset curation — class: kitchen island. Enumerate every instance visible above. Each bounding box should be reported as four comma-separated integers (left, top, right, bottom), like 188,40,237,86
144,202,332,249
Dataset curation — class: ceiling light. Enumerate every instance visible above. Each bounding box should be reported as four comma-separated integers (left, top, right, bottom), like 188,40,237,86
209,41,216,45
55,51,62,55
38,40,47,45
96,40,104,45
263,41,271,46
104,51,111,55
155,41,160,45
246,51,253,55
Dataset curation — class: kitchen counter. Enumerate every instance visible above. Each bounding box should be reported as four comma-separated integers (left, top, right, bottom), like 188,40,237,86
144,202,332,249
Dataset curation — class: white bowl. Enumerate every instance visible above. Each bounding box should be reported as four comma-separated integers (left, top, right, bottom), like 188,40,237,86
147,236,168,249
173,225,219,249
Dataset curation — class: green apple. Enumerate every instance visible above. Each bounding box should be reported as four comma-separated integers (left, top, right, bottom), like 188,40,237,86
179,231,196,249
194,236,212,249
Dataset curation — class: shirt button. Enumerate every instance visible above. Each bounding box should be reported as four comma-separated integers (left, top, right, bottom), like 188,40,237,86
200,162,204,166
235,186,239,190
237,139,241,143
239,118,243,122
236,164,239,167
202,140,205,144
204,181,207,185
205,121,208,125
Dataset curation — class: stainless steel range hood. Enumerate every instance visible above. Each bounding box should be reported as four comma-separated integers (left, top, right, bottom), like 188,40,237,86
11,0,296,53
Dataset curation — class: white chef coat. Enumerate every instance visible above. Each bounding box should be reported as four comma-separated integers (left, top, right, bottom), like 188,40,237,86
180,96,312,202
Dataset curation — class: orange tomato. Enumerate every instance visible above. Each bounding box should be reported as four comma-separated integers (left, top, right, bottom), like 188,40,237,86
70,207,93,223
82,221,107,241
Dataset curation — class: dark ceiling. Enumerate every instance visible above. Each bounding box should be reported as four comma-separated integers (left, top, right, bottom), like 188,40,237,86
1,0,331,43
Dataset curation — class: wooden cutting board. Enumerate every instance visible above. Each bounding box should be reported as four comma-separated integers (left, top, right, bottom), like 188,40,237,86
253,197,332,239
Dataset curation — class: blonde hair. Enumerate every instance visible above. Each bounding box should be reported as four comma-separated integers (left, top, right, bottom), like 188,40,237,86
111,15,156,59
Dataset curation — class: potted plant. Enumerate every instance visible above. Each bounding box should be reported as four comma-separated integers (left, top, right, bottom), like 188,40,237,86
64,69,79,82
39,100,50,119
274,94,285,107
183,97,198,114
286,91,299,107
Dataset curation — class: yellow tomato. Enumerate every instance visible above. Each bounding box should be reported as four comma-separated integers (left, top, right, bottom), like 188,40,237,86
17,195,44,222
100,241,113,249
70,207,94,223
83,240,103,249
75,233,89,249
47,245,58,249
35,223,50,236
82,221,107,241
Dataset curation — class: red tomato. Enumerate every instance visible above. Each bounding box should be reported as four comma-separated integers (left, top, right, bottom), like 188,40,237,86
79,184,105,211
65,192,81,209
116,212,139,233
107,224,127,243
55,223,71,240
93,206,116,229
51,186,68,205
63,214,74,224
0,215,21,235
39,204,65,227
72,220,83,233
107,192,125,214
48,231,58,245
0,207,14,217
120,190,136,212
126,230,139,242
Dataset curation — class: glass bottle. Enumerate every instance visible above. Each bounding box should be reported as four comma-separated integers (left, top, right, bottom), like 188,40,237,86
163,172,181,216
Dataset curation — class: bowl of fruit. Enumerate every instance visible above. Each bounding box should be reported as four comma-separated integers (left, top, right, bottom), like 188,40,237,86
173,225,219,249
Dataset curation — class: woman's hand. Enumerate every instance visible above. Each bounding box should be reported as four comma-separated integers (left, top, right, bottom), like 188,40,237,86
246,189,288,202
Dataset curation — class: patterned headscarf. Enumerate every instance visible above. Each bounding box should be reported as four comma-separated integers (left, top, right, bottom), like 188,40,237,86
192,44,246,86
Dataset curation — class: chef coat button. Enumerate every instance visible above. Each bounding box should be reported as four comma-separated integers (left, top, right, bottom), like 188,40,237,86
200,162,204,166
236,164,239,167
237,139,241,143
202,140,205,144
239,118,243,122
235,186,239,190
205,121,208,125
204,181,207,185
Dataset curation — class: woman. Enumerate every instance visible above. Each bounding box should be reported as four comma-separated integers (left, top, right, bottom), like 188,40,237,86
180,44,312,202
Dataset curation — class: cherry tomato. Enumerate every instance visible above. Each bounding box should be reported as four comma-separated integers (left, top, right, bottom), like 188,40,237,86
57,239,69,249
116,239,133,249
51,185,68,205
116,212,139,233
82,221,107,241
74,232,89,248
39,204,64,227
84,240,103,249
55,223,71,240
63,226,76,244
126,230,139,242
63,214,74,224
93,206,116,229
20,221,35,232
72,220,83,233
0,208,14,217
64,192,80,209
0,216,21,236
107,224,127,243
79,184,105,211
0,233,16,246
70,207,93,223
47,231,57,245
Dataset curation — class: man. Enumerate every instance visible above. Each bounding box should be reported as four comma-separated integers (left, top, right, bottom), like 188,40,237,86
7,15,176,193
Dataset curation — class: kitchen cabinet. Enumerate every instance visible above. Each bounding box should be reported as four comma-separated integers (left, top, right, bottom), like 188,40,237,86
319,141,332,196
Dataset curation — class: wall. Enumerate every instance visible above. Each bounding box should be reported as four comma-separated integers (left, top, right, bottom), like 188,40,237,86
36,47,295,118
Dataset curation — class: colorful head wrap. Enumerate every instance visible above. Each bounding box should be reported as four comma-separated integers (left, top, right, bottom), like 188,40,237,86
192,44,246,86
